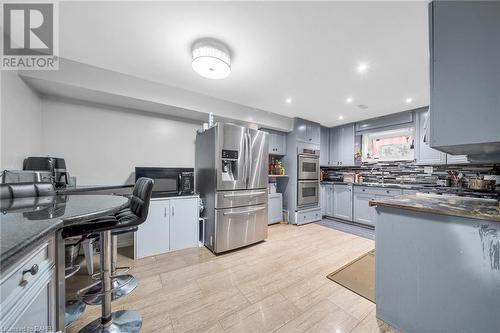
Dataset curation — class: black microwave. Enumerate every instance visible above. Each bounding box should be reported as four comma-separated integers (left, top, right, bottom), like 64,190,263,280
135,167,194,197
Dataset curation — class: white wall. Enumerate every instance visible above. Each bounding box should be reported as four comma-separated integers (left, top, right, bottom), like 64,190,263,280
1,71,43,169
41,96,201,185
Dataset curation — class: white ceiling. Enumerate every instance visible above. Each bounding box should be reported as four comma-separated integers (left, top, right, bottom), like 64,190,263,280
59,1,430,127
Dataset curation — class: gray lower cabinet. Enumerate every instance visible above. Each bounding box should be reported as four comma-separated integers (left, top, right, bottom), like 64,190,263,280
333,184,353,221
353,186,404,227
0,236,56,332
136,196,199,258
323,184,334,217
353,188,376,226
268,193,283,224
320,184,326,216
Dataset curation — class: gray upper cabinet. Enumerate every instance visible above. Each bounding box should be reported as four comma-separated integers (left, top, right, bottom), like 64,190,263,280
295,118,320,145
415,108,446,165
270,131,287,155
320,126,330,166
329,124,355,166
446,154,469,165
355,112,414,132
429,1,500,157
262,130,287,155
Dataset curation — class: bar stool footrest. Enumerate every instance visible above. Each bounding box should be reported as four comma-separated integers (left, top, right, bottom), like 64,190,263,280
77,274,138,305
78,310,142,333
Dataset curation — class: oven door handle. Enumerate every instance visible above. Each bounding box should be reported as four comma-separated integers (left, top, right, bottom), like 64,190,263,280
223,191,267,198
223,206,266,216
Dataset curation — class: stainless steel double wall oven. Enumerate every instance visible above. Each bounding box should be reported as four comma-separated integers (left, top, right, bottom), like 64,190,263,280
195,123,269,254
297,148,320,208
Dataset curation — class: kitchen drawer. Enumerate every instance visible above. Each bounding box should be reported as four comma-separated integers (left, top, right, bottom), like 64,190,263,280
296,207,321,225
0,235,55,309
357,186,402,197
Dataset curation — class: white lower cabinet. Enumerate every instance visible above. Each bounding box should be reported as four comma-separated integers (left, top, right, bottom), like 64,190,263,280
0,237,56,333
333,184,353,221
135,196,199,258
169,198,199,251
268,193,283,225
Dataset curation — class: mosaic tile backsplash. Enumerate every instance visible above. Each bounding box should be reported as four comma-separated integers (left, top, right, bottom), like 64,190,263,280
322,162,500,190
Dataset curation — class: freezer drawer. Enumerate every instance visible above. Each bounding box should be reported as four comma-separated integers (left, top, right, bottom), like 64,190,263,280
214,204,268,253
215,189,268,209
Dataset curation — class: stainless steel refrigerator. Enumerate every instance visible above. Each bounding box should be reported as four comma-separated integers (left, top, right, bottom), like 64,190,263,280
195,123,269,253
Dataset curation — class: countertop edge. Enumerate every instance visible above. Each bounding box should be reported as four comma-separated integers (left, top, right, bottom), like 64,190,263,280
369,199,500,222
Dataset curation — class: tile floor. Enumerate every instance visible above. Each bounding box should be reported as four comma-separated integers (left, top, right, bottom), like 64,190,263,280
67,223,399,333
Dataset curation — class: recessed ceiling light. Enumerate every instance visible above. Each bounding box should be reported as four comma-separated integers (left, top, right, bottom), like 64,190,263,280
285,97,293,104
356,62,369,74
405,97,413,104
338,116,344,120
346,97,353,104
191,40,231,79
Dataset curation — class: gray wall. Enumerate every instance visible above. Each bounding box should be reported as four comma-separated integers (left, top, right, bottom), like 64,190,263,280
41,96,201,185
1,71,43,170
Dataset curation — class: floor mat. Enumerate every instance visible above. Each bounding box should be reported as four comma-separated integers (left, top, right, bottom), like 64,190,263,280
327,250,375,302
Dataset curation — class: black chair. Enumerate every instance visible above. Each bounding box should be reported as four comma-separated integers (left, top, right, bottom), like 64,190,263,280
66,177,154,333
0,182,55,199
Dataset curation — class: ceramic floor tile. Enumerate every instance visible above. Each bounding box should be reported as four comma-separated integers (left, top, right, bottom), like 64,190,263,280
220,293,300,333
276,299,360,333
328,284,375,321
350,308,402,333
64,223,395,333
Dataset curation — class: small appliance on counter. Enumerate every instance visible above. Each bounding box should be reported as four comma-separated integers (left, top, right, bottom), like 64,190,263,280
20,156,70,188
135,167,194,197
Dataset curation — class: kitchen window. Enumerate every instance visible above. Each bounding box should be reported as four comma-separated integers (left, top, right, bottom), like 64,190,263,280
362,127,415,163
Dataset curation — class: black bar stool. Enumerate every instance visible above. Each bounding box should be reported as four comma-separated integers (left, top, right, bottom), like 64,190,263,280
63,178,154,333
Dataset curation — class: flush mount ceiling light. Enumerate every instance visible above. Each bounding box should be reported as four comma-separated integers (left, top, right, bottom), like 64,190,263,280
356,62,369,74
338,116,344,120
191,40,231,79
405,97,413,104
346,97,353,104
285,97,293,104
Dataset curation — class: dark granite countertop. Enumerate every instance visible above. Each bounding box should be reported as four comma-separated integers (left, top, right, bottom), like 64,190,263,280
0,194,128,271
370,193,500,222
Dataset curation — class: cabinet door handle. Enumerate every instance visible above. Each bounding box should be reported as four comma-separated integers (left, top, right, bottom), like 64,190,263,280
172,206,175,216
19,264,39,287
164,207,167,217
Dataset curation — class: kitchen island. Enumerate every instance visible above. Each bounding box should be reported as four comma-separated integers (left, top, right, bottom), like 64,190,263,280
370,194,500,333
0,194,128,332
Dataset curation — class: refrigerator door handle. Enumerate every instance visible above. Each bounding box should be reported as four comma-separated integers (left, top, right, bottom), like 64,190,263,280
245,130,251,187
